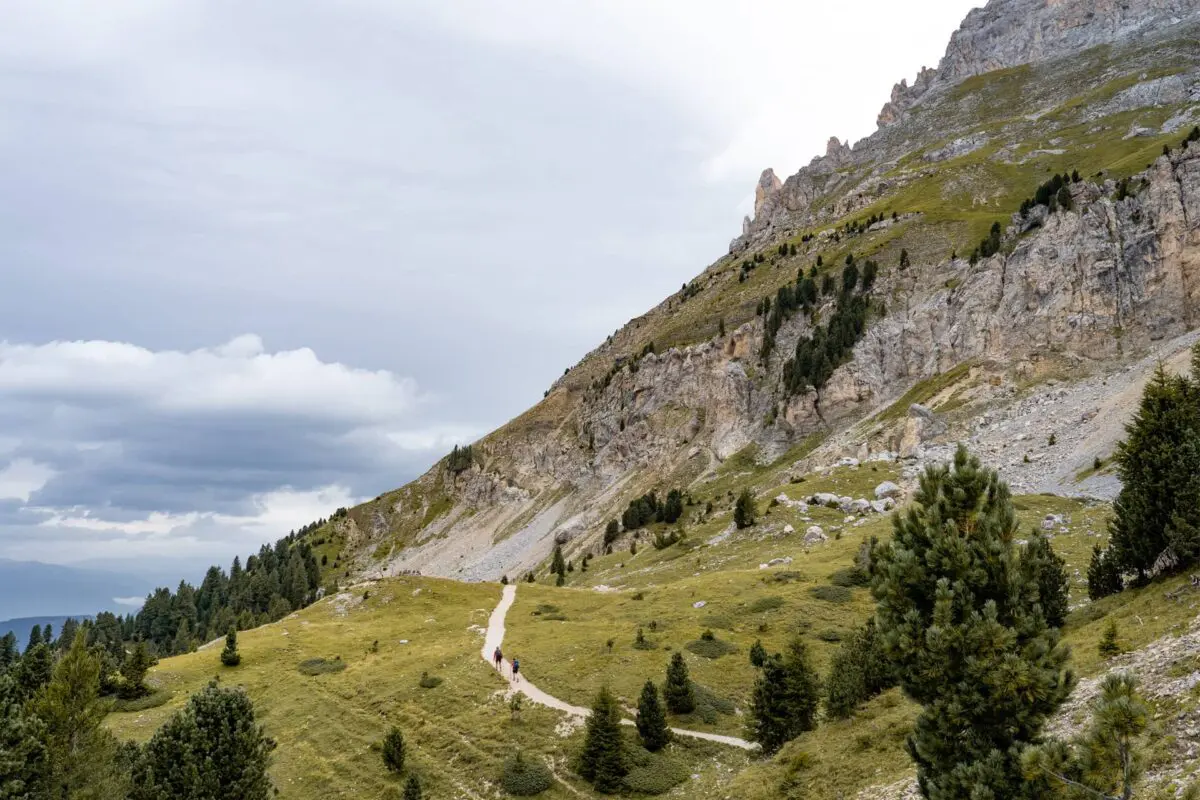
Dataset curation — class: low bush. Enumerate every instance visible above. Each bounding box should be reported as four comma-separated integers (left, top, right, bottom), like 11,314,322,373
109,690,170,713
622,748,689,795
500,751,553,796
808,585,853,604
685,636,738,660
828,567,870,588
297,657,346,676
747,595,785,613
418,671,443,689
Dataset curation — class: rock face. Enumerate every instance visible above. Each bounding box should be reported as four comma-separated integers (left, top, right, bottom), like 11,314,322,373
754,168,782,218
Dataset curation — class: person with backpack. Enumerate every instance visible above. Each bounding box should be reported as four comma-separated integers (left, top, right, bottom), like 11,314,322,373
512,656,520,683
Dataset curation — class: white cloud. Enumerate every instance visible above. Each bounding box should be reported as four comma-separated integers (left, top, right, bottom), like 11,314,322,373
0,459,57,502
112,596,145,607
0,335,420,422
405,0,983,182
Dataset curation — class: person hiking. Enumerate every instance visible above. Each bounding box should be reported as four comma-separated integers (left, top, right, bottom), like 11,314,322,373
512,657,520,683
493,646,502,670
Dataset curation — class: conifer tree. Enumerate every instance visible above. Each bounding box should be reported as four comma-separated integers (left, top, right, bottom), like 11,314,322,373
748,639,767,668
0,632,17,672
824,619,893,719
1087,544,1124,600
15,642,53,700
1023,673,1159,800
25,624,42,653
221,628,241,667
551,545,566,577
1098,618,1122,658
0,673,47,797
1021,533,1070,628
734,490,757,529
577,686,627,793
120,640,155,699
747,637,820,753
1109,355,1200,578
635,679,671,752
663,652,695,714
34,631,127,797
403,774,423,800
139,681,275,798
382,726,406,773
871,445,1073,800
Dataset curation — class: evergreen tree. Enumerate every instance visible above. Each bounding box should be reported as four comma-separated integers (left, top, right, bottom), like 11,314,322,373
824,619,894,719
747,637,821,754
734,490,756,529
1098,619,1122,658
33,631,127,797
1109,355,1200,578
0,673,47,798
635,680,671,752
0,632,17,672
1021,533,1070,628
1023,673,1155,800
748,639,767,668
577,686,627,793
221,629,241,667
57,617,80,653
382,726,405,773
1087,545,1124,600
25,624,42,653
139,681,275,798
663,652,695,714
604,519,620,546
15,643,53,700
120,640,156,699
871,445,1074,800
551,545,566,577
718,318,726,337
403,774,423,800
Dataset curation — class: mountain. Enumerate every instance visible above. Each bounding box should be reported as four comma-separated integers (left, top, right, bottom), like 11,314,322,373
310,0,1200,587
0,559,147,620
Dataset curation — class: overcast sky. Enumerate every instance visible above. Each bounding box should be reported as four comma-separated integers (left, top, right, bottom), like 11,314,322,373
0,0,982,582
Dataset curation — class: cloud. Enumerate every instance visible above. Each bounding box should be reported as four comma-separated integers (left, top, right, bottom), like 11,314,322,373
0,459,56,502
112,596,145,607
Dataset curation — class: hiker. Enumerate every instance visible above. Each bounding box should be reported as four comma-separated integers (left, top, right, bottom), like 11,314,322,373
493,647,503,671
512,656,520,683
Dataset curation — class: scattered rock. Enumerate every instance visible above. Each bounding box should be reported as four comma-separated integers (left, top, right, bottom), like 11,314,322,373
875,481,904,499
803,526,827,545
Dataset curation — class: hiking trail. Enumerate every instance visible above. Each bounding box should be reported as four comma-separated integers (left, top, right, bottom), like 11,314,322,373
480,583,756,750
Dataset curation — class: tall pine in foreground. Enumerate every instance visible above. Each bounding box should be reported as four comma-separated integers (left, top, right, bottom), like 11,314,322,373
577,686,627,794
635,680,671,751
871,445,1073,800
663,652,695,714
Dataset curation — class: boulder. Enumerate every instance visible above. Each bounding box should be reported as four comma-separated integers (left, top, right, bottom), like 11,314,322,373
803,526,827,545
870,499,895,514
875,481,903,499
849,499,872,515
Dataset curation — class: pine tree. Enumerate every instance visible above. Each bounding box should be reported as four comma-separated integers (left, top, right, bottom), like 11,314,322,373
824,619,894,719
748,639,767,668
1023,673,1155,800
718,318,726,337
577,686,627,793
551,545,566,577
403,774,423,800
604,520,620,546
14,643,53,700
0,632,17,672
734,490,757,529
34,631,127,797
25,624,42,653
0,673,47,797
120,640,156,699
1098,618,1122,658
221,628,242,667
382,726,405,773
1109,355,1200,578
1021,533,1070,628
663,652,696,714
1087,544,1124,600
139,681,275,798
635,680,671,752
871,445,1074,800
747,637,821,754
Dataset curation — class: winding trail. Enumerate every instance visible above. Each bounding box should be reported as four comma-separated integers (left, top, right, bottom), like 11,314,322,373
481,584,756,751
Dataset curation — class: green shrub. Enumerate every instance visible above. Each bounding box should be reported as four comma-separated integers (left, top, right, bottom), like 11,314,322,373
297,657,346,676
500,751,553,796
382,726,405,773
633,628,656,650
815,629,844,642
621,748,688,795
808,585,853,603
109,690,171,713
828,567,870,588
418,671,443,689
685,636,737,659
747,596,785,613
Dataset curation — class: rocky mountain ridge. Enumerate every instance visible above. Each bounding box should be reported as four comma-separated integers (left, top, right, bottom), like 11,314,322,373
333,0,1200,584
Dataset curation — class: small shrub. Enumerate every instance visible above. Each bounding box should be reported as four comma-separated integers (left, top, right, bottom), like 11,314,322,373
633,628,656,650
808,585,853,604
685,636,737,659
621,748,688,795
500,751,553,796
382,726,405,773
828,567,870,588
632,592,645,601
418,671,443,689
747,596,785,613
700,629,715,641
298,657,346,676
109,690,170,714
1098,619,1123,658
816,629,844,642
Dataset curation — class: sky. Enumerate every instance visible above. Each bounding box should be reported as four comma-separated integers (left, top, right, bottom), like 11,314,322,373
0,0,983,585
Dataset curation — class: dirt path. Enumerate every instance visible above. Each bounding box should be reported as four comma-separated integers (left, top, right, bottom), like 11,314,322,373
481,584,757,751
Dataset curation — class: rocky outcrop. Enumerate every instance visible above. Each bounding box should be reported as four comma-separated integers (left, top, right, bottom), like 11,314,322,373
754,168,782,217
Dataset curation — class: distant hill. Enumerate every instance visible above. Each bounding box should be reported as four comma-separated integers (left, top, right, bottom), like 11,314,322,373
0,615,93,648
0,559,147,621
